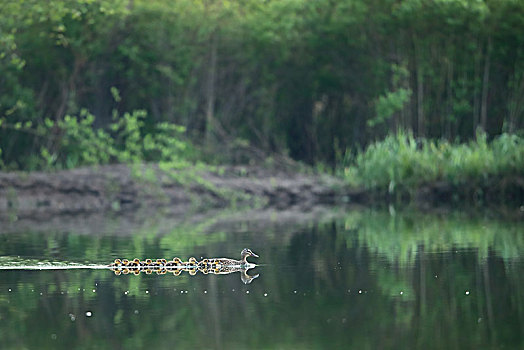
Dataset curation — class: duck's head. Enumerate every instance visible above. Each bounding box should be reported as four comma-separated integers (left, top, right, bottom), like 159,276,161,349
241,248,259,259
145,259,153,265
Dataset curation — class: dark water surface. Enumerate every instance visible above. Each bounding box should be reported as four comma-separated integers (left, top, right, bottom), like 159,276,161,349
0,208,523,349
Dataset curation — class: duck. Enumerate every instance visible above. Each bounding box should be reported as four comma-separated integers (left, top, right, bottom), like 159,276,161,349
208,248,259,267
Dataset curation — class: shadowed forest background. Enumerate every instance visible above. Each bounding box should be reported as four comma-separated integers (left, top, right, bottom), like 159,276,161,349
0,0,523,186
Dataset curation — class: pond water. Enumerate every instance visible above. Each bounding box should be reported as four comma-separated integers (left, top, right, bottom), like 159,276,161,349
0,208,523,349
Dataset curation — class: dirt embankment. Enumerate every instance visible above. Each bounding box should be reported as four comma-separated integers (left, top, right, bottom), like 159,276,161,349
0,164,361,219
0,164,522,219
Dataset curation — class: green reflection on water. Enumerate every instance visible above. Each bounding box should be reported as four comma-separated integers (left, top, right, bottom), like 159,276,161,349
0,209,522,349
343,209,524,263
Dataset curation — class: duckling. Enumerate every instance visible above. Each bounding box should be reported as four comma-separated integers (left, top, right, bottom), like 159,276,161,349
122,259,130,266
114,269,122,275
198,259,209,269
166,257,181,267
145,259,153,266
113,259,122,267
188,257,197,268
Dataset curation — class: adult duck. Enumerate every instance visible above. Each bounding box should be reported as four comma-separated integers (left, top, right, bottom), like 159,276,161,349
207,248,259,267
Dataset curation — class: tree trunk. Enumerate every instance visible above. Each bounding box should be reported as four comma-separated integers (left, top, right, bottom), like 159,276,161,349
205,33,218,144
480,36,492,132
507,68,524,133
446,60,453,139
414,37,425,137
417,65,424,137
473,40,482,135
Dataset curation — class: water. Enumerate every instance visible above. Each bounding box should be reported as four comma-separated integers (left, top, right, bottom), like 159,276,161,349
0,208,523,349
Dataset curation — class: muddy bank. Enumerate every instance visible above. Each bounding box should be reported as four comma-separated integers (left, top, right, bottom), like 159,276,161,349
0,164,521,220
0,164,358,219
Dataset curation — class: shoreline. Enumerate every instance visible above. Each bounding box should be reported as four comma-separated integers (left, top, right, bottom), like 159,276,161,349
0,164,522,219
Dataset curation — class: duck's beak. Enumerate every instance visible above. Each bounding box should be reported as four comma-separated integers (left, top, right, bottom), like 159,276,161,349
251,251,259,258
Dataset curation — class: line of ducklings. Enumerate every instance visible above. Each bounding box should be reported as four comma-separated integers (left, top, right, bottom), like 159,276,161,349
109,248,259,276
110,257,217,276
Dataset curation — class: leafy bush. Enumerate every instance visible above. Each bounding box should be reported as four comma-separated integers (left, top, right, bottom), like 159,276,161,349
0,108,196,171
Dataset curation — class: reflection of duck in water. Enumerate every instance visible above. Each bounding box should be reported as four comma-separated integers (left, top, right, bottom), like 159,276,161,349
109,248,260,283
240,268,259,284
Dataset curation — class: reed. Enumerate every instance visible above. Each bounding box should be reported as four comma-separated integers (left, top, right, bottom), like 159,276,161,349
340,131,524,196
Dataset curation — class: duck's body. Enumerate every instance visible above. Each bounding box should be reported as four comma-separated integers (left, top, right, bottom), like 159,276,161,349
207,248,259,267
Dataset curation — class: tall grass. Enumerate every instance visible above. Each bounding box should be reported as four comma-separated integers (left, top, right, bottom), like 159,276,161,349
340,131,524,194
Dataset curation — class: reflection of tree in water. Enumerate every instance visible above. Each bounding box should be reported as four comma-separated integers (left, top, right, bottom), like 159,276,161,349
0,211,523,348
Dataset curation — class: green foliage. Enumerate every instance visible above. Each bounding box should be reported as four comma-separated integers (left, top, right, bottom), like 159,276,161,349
369,88,412,128
0,0,523,167
341,131,524,192
0,107,194,170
